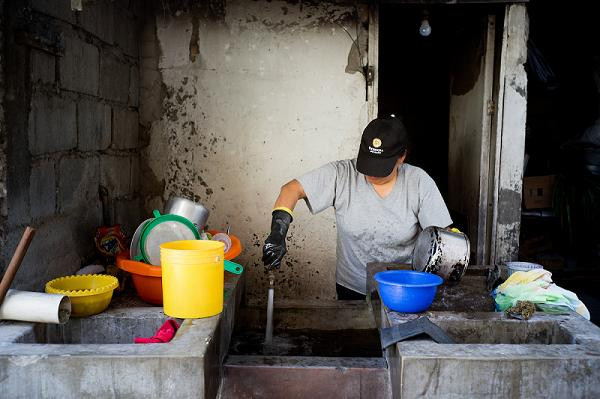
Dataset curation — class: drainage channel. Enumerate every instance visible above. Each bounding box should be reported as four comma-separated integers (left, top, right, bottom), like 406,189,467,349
219,302,392,399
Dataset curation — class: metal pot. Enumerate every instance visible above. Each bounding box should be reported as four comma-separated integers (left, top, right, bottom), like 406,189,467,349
165,196,210,231
412,226,470,281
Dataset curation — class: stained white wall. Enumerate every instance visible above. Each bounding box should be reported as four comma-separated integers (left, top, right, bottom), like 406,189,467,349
141,1,369,302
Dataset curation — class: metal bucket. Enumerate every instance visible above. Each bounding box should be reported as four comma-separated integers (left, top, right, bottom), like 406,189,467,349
412,226,470,281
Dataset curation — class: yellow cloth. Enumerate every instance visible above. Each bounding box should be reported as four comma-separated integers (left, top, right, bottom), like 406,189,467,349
498,269,552,291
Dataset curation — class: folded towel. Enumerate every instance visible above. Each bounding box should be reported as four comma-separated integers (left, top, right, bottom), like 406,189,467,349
134,319,180,344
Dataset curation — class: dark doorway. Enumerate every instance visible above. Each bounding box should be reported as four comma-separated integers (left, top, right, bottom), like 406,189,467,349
378,5,451,198
523,0,600,324
378,4,503,239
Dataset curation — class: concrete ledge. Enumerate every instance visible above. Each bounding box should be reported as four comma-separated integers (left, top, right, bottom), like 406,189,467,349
367,262,600,398
380,299,600,399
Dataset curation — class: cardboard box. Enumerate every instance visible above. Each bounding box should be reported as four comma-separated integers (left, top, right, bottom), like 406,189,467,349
523,175,555,209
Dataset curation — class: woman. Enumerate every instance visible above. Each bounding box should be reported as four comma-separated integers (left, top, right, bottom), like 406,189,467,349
262,115,452,299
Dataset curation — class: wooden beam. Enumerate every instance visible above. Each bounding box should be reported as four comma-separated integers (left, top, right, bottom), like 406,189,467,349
492,4,529,264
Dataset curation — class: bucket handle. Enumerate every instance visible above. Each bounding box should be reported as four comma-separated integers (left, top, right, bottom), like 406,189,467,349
224,259,244,275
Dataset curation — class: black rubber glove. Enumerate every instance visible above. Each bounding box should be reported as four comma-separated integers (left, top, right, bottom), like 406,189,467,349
262,209,293,269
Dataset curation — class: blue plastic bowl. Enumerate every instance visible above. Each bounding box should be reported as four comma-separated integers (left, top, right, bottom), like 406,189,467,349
374,270,443,313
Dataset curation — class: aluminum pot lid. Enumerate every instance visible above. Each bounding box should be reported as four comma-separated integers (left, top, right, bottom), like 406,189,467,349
130,219,152,261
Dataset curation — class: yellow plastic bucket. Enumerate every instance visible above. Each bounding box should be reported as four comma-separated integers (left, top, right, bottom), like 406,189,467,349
160,240,224,318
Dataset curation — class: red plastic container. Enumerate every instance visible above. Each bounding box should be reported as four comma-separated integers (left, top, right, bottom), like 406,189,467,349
116,231,242,305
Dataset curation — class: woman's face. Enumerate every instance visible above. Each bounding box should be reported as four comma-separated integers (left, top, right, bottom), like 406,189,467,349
365,153,406,185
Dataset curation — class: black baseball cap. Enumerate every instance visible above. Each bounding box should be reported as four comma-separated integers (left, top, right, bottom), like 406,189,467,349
356,115,408,177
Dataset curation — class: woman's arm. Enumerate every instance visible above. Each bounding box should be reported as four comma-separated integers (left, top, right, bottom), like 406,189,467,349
273,179,306,211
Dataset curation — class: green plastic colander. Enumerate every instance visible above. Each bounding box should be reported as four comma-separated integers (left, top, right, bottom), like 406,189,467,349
136,210,200,265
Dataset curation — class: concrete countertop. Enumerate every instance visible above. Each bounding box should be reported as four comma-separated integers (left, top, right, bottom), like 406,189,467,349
367,262,495,313
0,271,245,398
0,273,242,355
367,262,600,398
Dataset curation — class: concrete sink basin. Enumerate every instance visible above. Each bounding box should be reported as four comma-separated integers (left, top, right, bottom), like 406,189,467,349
221,300,391,399
369,262,600,398
382,310,600,398
0,275,243,399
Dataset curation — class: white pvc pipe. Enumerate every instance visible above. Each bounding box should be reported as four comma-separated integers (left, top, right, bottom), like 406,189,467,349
0,289,71,324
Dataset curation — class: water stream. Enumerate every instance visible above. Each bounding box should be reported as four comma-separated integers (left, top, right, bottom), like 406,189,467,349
265,272,274,343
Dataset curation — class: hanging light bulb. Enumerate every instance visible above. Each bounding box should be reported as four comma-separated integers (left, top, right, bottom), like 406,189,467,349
419,19,431,37
419,11,431,37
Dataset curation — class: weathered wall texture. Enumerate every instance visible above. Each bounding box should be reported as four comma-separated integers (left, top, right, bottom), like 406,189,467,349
141,0,370,302
0,0,7,260
1,0,142,291
492,4,528,265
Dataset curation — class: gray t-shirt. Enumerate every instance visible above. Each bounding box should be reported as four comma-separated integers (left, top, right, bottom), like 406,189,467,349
297,159,452,294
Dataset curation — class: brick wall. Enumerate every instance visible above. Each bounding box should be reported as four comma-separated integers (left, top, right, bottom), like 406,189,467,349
2,0,142,291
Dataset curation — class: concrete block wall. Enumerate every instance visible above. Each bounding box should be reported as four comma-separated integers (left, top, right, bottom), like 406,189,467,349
1,0,142,291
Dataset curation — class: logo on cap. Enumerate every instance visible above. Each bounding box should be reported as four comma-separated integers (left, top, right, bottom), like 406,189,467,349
372,138,382,148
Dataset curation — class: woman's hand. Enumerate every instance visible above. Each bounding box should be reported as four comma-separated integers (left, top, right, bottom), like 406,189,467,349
262,209,293,268
261,180,306,269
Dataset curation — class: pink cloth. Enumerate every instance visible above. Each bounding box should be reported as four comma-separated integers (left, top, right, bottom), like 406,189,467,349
134,319,180,344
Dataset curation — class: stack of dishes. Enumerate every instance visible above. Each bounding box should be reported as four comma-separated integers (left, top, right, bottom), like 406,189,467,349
118,197,242,305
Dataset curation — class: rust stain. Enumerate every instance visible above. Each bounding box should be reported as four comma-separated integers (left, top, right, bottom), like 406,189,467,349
189,12,200,62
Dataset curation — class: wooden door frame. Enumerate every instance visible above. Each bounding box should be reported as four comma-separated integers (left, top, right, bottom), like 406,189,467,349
489,4,529,265
367,2,379,121
475,15,497,264
446,14,497,265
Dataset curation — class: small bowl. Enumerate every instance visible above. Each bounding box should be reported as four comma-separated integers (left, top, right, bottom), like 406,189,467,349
506,261,543,277
208,230,242,260
374,270,443,313
45,274,118,317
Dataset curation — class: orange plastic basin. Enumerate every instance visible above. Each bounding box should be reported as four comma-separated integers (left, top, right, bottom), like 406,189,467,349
117,231,242,305
116,254,163,305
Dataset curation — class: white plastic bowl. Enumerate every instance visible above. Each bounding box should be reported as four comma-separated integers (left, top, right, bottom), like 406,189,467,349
506,261,543,277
